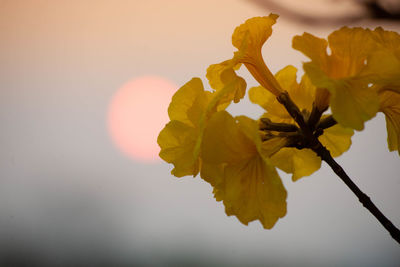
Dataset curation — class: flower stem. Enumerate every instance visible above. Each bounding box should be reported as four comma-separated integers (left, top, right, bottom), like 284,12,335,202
260,118,298,132
316,115,337,130
308,103,325,129
312,141,400,245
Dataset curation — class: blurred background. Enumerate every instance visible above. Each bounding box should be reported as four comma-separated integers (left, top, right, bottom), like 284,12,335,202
0,0,399,266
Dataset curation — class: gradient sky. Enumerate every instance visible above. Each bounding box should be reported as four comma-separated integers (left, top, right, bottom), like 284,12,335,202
0,0,399,266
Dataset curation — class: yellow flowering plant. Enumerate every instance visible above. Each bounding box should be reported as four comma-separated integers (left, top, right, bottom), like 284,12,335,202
158,14,400,244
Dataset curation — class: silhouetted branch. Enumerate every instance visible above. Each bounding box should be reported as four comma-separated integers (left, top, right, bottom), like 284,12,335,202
313,141,400,245
260,117,298,132
247,0,400,26
316,115,337,130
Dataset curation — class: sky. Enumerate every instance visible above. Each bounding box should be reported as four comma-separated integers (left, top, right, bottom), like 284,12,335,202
0,0,399,266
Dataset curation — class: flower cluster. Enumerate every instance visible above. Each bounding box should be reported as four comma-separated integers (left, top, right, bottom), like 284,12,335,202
157,14,400,229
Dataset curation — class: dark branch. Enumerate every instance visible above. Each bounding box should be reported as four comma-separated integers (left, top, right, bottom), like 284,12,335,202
316,115,337,130
308,103,326,130
246,0,400,26
260,118,298,132
246,0,364,26
312,141,400,245
277,91,309,134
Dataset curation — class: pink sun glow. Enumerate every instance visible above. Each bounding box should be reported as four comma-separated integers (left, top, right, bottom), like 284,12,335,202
108,76,177,162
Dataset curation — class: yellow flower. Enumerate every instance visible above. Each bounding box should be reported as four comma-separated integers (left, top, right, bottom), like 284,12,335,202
293,27,380,130
201,111,287,229
249,65,354,180
158,78,210,177
158,70,248,177
207,14,283,98
364,28,400,154
206,66,247,106
158,14,399,232
360,28,400,92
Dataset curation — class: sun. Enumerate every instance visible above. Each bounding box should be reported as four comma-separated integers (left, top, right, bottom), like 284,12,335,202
107,76,177,162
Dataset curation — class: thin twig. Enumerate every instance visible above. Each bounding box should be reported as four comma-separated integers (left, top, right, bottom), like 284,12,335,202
316,115,337,130
277,91,309,134
307,103,324,130
312,141,400,245
260,118,298,132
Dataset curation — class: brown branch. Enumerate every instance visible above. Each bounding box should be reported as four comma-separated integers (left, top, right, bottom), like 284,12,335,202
260,118,298,132
277,91,309,133
312,141,400,245
247,0,400,25
308,103,328,130
246,0,365,26
316,115,337,130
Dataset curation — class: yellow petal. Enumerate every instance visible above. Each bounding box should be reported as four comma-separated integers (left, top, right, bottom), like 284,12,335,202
363,49,400,93
365,27,400,103
202,111,255,164
200,162,226,202
206,60,233,90
292,32,329,71
223,156,287,229
303,62,379,130
168,78,209,126
162,67,255,176
295,28,380,130
201,111,287,228
249,85,284,118
276,66,315,112
371,27,400,52
206,63,247,104
207,15,280,98
329,80,379,130
292,33,334,108
386,116,399,153
232,14,283,96
235,115,262,147
200,162,225,188
260,137,289,158
232,14,279,53
249,66,316,123
248,75,289,122
328,27,376,78
270,148,321,181
206,60,242,87
162,74,247,178
274,65,298,100
319,122,354,157
158,120,199,177
379,90,400,154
